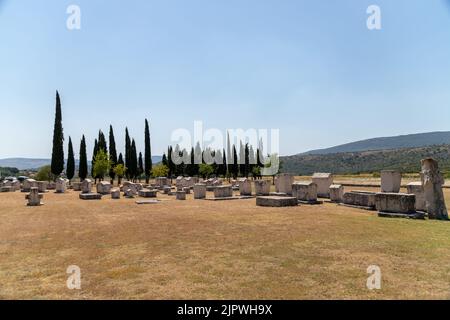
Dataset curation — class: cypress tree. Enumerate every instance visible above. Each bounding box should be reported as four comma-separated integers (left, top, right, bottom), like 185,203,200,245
66,137,75,181
232,145,238,179
91,139,98,179
167,146,173,178
97,130,107,154
79,135,88,181
222,148,227,177
108,125,117,183
144,119,152,183
130,139,138,181
51,90,64,177
125,128,131,179
162,153,168,167
138,152,144,181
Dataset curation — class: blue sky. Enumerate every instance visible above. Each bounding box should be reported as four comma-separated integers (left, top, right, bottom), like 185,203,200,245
1,0,450,158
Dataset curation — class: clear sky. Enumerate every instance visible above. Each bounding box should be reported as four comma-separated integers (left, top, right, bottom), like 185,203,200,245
1,0,450,159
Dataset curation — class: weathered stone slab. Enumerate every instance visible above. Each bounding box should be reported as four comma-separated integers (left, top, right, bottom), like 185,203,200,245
378,211,425,219
421,158,448,220
254,180,270,196
36,181,48,193
136,200,159,204
80,179,92,194
406,182,426,212
176,191,186,200
256,196,298,207
1,186,14,192
275,174,294,195
55,178,67,193
22,179,37,192
138,189,158,198
214,185,233,198
375,192,416,214
72,182,81,191
182,187,191,194
79,193,102,200
343,191,376,209
193,183,206,199
381,170,401,193
96,181,112,195
163,186,172,194
26,187,43,206
238,178,252,196
111,188,121,199
292,182,317,203
312,173,333,198
329,184,344,203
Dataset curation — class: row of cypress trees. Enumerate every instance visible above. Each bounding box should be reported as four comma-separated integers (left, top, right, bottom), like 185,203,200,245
50,91,153,183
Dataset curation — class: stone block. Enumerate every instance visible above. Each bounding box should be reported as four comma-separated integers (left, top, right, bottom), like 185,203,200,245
254,180,270,196
214,185,233,198
312,173,333,198
256,196,298,207
138,189,158,198
96,181,112,195
343,191,376,209
329,184,344,203
375,192,416,214
79,193,102,200
406,182,426,211
238,178,252,196
193,183,206,199
292,182,317,203
176,191,186,200
275,174,294,195
381,170,401,193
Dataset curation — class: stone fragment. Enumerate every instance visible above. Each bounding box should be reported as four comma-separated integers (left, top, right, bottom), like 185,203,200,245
421,158,448,220
329,184,344,203
312,173,333,198
256,196,298,207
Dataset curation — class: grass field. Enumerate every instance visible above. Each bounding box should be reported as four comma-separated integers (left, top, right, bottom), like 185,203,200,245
1,177,450,300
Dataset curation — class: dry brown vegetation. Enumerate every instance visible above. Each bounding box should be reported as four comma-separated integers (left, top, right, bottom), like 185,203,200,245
1,178,450,300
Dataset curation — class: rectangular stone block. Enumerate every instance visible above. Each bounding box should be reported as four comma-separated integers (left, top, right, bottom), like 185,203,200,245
176,191,186,200
406,182,426,211
329,184,344,203
194,183,206,199
138,189,158,198
275,174,294,195
375,192,416,214
214,185,233,198
343,191,376,208
97,181,112,195
254,180,270,196
312,173,333,198
256,196,298,207
238,178,252,196
292,182,317,202
381,170,401,193
79,193,102,200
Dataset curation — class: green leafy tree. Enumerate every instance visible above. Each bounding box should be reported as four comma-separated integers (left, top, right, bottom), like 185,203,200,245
36,165,53,182
66,136,75,181
93,149,110,181
199,163,214,179
151,164,169,177
144,119,152,183
108,125,117,184
51,91,64,177
115,153,125,184
79,135,88,181
113,164,126,185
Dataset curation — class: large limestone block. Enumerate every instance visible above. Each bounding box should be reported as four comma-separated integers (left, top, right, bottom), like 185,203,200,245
312,173,333,198
343,191,376,208
36,181,48,193
80,179,92,194
275,174,294,195
406,182,426,212
375,192,416,214
254,180,270,196
26,187,43,206
55,178,67,193
111,188,121,199
79,193,102,200
193,183,206,199
256,196,298,207
329,184,344,203
138,189,158,198
176,190,186,200
238,178,252,196
97,181,112,195
292,182,317,202
381,170,401,193
214,185,233,198
22,179,37,192
421,158,448,220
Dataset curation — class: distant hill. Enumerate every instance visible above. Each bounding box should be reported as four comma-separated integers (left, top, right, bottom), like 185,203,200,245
0,156,163,170
280,145,450,175
302,131,450,155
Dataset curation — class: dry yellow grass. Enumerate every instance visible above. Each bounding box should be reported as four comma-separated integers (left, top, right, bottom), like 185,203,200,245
0,180,450,300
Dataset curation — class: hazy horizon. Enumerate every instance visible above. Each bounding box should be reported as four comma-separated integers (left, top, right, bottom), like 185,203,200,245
1,0,450,159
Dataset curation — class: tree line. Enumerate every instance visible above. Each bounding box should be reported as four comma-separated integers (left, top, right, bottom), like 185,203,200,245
50,91,269,184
